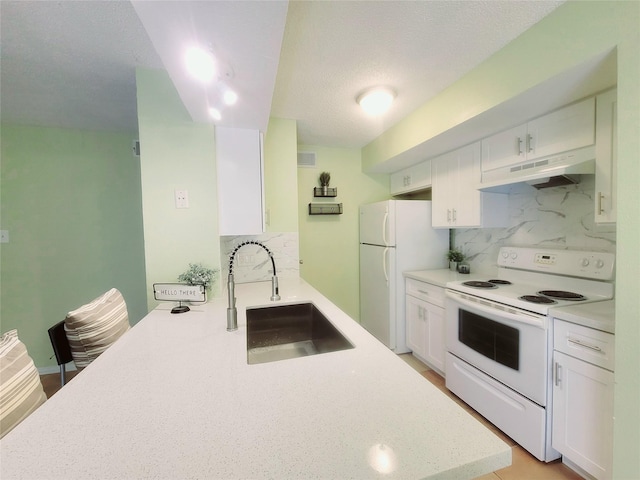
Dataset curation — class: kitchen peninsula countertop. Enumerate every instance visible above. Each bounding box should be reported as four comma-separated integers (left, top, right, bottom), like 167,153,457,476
1,278,510,479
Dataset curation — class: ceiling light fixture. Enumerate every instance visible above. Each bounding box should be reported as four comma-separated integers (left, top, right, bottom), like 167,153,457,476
208,107,222,121
185,46,216,83
223,89,238,106
356,87,396,116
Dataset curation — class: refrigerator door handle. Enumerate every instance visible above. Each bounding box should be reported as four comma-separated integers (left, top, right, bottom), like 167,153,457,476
382,212,389,246
383,247,390,286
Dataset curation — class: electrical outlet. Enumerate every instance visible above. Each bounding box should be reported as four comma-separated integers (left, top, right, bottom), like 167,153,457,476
175,189,189,209
0,230,8,243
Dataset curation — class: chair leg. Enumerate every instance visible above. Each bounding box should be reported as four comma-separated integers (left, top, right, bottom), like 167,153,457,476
59,364,66,387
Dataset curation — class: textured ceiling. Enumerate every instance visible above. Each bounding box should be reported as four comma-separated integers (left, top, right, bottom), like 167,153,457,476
0,1,164,132
0,1,564,147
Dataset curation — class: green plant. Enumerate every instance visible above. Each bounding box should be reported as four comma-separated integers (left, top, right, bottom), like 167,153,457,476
178,263,218,289
319,171,331,187
447,249,464,263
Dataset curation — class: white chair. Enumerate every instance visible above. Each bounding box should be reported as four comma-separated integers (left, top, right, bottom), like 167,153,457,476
63,288,131,369
0,329,47,438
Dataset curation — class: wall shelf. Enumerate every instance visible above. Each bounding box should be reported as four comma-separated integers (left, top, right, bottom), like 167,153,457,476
308,203,343,215
313,187,337,197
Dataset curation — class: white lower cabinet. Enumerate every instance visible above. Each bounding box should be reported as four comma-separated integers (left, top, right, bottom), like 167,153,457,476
552,320,615,480
405,278,445,373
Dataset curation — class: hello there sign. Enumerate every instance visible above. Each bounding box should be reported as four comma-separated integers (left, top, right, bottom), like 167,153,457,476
153,283,206,302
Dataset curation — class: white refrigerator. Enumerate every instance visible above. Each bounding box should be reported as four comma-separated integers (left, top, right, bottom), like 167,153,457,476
359,200,448,353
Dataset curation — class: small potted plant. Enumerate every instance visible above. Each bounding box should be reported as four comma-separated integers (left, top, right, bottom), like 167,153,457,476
319,171,331,195
447,249,464,272
178,263,218,291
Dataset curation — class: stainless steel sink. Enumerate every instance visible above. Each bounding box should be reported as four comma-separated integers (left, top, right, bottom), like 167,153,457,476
246,302,353,365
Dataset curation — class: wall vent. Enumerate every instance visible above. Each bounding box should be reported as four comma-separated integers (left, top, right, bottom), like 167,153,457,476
297,151,316,168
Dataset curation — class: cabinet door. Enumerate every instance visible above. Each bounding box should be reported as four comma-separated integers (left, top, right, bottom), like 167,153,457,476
552,351,614,480
216,127,264,235
390,170,409,195
431,152,454,228
527,97,595,161
451,142,482,227
481,124,527,174
390,161,432,195
423,301,445,373
595,89,617,224
405,295,427,358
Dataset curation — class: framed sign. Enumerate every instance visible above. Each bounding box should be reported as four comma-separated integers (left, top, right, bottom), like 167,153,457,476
153,283,206,313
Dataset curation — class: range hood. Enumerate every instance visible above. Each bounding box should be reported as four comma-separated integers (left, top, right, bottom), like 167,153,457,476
478,146,595,193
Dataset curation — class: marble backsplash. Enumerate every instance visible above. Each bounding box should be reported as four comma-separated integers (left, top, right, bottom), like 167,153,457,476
220,232,300,284
453,176,616,273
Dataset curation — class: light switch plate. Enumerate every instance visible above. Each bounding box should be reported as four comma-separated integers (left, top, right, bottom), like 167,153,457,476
0,230,9,243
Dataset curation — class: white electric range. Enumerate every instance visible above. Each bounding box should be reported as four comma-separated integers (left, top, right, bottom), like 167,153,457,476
444,246,615,462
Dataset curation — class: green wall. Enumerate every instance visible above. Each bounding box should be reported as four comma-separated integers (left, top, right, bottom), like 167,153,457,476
136,68,221,309
264,118,299,233
362,2,640,476
297,145,388,320
0,124,148,368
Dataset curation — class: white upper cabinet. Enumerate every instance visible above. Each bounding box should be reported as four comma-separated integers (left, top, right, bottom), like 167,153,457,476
390,160,432,195
481,97,596,176
216,127,264,235
595,89,617,224
432,142,507,228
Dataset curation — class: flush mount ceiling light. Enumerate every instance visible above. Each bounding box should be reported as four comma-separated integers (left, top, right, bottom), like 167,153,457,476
185,46,216,83
223,89,238,106
357,87,396,116
208,107,222,121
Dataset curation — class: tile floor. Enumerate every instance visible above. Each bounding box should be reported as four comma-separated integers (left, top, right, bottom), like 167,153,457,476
398,354,584,480
40,358,583,480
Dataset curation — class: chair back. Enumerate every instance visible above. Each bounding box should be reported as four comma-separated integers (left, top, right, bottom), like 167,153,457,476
48,321,73,366
1,330,47,438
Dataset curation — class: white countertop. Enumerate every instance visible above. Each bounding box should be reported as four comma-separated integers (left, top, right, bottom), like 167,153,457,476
550,299,616,334
404,268,492,288
1,278,510,479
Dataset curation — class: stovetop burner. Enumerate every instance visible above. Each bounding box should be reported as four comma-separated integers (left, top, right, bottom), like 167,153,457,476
462,281,497,289
519,295,557,304
488,279,512,285
537,290,586,301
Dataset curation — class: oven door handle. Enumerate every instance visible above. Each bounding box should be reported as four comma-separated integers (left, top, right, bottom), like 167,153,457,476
446,290,547,329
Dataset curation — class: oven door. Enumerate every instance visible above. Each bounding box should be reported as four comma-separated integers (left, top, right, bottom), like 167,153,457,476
445,289,549,406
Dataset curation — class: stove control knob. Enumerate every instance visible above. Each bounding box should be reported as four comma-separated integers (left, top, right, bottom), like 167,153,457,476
595,259,605,269
581,258,590,267
510,252,517,259
502,251,510,259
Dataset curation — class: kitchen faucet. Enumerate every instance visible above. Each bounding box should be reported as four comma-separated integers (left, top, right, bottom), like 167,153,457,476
227,241,280,331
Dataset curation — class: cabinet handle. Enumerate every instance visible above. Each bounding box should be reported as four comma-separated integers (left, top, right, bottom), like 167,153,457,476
516,136,523,156
554,361,561,386
568,337,602,352
447,209,451,222
526,134,534,153
452,208,457,222
597,192,605,215
417,289,430,296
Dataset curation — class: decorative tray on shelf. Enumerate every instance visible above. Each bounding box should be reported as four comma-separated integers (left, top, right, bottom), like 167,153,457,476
308,203,343,215
313,187,337,197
